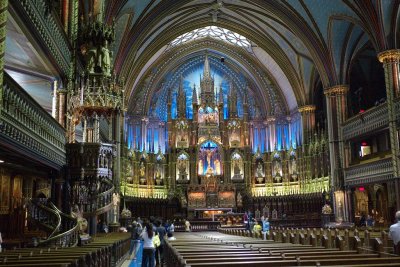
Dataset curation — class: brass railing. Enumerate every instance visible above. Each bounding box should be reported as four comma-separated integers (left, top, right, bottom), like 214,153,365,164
40,202,79,247
29,199,79,247
94,178,114,215
29,199,61,238
0,73,66,168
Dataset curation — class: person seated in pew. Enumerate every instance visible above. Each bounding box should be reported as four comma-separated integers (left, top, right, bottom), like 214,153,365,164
389,210,400,255
253,221,262,238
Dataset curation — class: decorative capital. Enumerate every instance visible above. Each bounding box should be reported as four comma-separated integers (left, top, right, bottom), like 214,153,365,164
266,116,276,123
298,105,316,114
324,85,349,96
378,49,400,63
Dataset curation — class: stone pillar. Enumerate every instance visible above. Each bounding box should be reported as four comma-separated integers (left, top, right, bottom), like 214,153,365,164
0,0,8,116
298,105,316,145
378,49,400,210
324,85,348,220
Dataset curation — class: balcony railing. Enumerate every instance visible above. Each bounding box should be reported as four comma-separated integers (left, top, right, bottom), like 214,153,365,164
342,99,400,140
342,103,389,140
344,158,394,186
0,73,66,169
66,142,115,178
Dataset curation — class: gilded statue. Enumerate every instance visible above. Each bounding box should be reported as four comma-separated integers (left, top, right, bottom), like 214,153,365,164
234,161,241,175
214,159,221,175
198,159,203,175
256,162,264,177
139,162,145,177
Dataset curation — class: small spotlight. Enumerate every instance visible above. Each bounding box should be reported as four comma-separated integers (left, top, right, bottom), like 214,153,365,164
0,160,4,163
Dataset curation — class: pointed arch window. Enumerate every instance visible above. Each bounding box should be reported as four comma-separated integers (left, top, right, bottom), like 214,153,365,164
169,26,252,52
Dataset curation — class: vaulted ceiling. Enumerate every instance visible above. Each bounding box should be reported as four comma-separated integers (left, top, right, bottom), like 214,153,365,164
74,0,400,116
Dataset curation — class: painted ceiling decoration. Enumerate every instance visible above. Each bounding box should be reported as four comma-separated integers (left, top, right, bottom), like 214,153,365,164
5,0,399,121
101,0,399,115
128,38,289,119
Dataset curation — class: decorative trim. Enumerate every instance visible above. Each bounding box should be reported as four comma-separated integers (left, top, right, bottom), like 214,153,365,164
298,105,316,113
324,85,349,96
1,73,66,169
344,158,394,186
378,49,400,63
342,102,389,140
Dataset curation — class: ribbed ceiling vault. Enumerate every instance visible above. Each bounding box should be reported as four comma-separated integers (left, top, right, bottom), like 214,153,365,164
102,0,400,115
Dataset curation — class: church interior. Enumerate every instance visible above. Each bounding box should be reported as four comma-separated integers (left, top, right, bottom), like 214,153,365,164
1,0,400,266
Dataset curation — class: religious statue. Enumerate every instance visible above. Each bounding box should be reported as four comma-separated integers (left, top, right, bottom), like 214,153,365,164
236,193,243,207
155,164,162,179
100,40,111,76
206,150,213,166
139,161,145,178
85,42,97,74
232,160,242,180
273,160,281,178
198,159,203,175
256,162,264,177
112,192,120,223
214,159,221,175
291,158,297,174
178,159,187,180
71,205,88,235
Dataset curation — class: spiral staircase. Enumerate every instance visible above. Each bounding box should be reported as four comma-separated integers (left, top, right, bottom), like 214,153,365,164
28,178,114,247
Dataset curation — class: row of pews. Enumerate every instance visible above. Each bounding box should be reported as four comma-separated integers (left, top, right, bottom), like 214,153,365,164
165,228,400,266
0,233,130,267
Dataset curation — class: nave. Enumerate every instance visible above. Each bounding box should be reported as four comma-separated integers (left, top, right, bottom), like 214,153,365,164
165,231,400,267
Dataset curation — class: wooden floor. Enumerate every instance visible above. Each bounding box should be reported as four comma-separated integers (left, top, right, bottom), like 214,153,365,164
165,232,400,267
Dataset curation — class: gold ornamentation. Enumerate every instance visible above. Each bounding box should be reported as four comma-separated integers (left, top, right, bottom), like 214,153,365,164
324,85,349,96
378,49,400,63
298,105,316,113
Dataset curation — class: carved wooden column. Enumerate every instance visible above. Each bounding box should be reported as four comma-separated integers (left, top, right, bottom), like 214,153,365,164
0,0,8,116
324,85,348,221
378,49,400,209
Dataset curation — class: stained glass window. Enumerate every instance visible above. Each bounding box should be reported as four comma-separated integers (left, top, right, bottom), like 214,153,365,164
169,26,252,52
